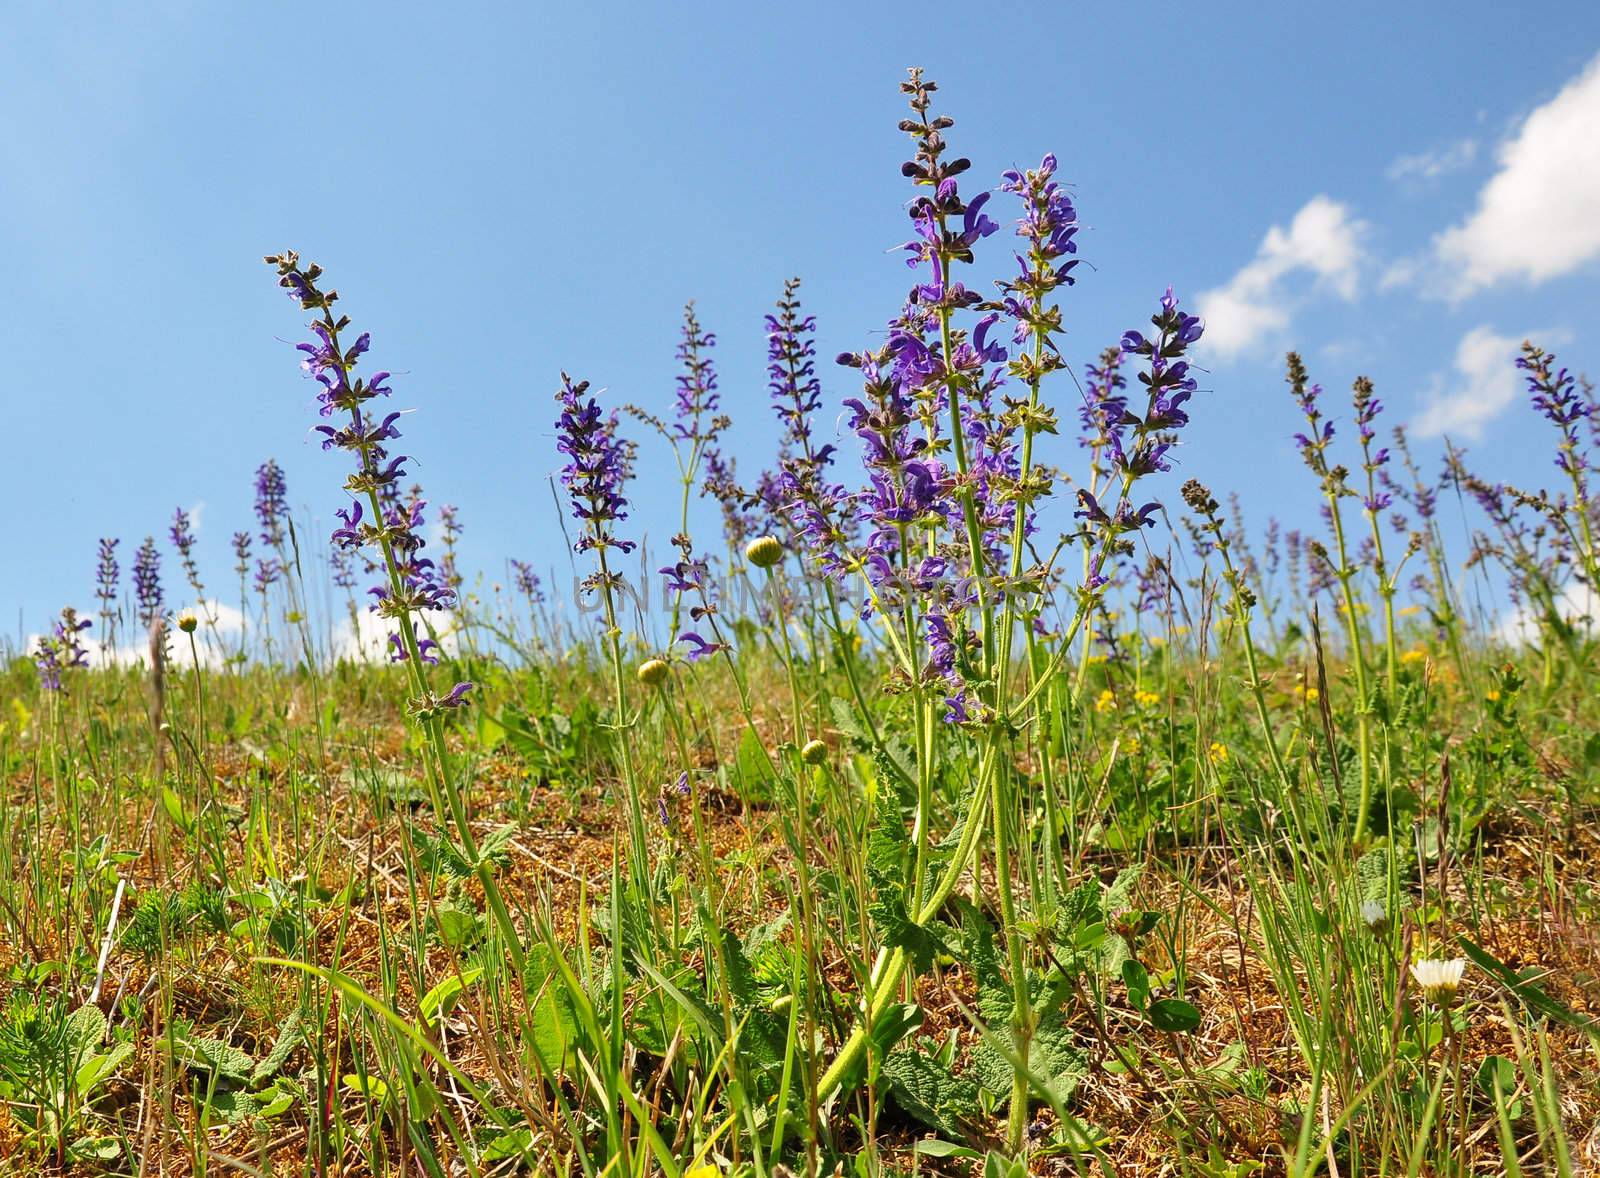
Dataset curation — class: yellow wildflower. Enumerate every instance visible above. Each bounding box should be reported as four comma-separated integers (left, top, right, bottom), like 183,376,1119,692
1134,689,1160,708
1123,735,1141,756
1294,683,1320,703
1094,689,1117,714
1398,604,1422,617
1485,689,1501,702
1207,741,1228,765
1400,647,1426,665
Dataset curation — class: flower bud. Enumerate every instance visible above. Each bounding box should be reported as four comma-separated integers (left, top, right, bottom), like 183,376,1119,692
637,658,669,686
1359,899,1389,936
800,739,828,765
745,535,784,569
177,610,198,634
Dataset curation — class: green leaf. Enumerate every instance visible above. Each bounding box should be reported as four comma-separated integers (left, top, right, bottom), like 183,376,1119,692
884,1045,979,1137
829,696,869,742
65,1003,107,1061
75,1042,132,1098
160,786,192,833
1148,998,1202,1034
250,1010,302,1085
524,944,580,1070
179,1036,255,1081
1475,1054,1517,1096
420,967,484,1027
912,1138,980,1159
736,727,777,800
343,1072,389,1101
1122,959,1150,1012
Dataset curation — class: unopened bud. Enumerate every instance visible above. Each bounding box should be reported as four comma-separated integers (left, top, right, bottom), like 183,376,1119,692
746,535,784,569
800,739,828,765
637,658,669,687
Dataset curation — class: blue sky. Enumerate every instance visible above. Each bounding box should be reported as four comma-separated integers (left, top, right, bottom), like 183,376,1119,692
4,1,1599,644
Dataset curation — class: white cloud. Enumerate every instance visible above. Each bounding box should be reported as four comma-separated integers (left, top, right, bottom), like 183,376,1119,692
1196,196,1367,359
1386,138,1478,183
332,608,459,664
1496,582,1598,646
1412,325,1534,439
1429,52,1600,297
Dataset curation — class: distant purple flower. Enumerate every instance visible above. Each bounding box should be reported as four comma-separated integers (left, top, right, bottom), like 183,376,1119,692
133,536,163,627
1080,348,1128,457
330,544,356,591
35,606,92,689
169,508,195,561
510,560,544,604
439,503,463,591
555,373,637,579
766,278,831,467
255,459,289,549
95,538,120,614
672,304,721,443
170,507,207,598
702,447,759,548
34,640,61,692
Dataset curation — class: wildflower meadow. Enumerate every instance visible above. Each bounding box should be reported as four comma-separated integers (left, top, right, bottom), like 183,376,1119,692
3,47,1600,1178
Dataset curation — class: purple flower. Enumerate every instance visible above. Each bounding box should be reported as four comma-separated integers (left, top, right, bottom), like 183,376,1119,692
95,538,120,613
1080,346,1128,458
133,536,163,627
677,631,729,662
34,639,61,692
766,278,830,466
36,605,94,688
266,251,467,693
255,459,289,549
555,373,637,576
439,503,463,591
510,560,544,604
1519,341,1592,482
998,153,1080,346
1108,288,1203,481
672,304,722,443
170,507,207,598
1074,490,1159,532
56,608,91,670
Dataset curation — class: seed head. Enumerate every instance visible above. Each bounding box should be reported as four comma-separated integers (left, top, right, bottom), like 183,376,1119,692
800,739,828,765
637,658,670,687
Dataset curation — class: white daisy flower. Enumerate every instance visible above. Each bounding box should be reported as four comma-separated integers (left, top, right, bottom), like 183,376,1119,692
1410,957,1467,1006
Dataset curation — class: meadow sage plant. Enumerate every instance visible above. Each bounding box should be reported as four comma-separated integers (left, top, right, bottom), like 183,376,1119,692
264,251,523,973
